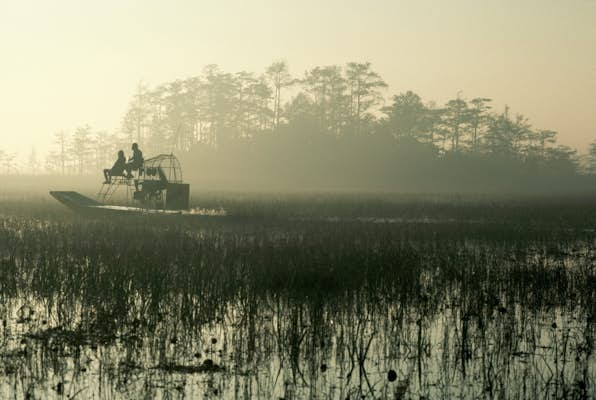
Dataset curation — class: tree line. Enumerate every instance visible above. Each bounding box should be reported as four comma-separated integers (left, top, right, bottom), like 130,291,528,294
43,127,128,176
117,61,590,171
6,61,595,187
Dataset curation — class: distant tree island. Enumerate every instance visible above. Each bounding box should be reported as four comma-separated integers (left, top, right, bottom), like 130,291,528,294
8,61,595,192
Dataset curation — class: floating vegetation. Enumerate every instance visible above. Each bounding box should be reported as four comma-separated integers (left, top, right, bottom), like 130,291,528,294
0,195,594,398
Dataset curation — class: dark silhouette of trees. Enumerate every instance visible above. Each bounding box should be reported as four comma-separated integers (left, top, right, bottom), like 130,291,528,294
266,61,294,129
233,71,272,138
116,62,384,147
345,62,387,135
302,65,349,136
441,97,469,153
382,91,434,143
34,60,593,190
468,98,492,152
484,107,528,156
533,130,557,159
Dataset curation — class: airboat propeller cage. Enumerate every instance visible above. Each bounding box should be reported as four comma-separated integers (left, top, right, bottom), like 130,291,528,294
136,154,190,210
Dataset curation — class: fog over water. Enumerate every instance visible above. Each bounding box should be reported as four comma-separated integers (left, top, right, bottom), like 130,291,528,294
0,3,594,398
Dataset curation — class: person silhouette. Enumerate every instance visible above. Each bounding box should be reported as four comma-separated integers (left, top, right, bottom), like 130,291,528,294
125,143,144,178
103,150,126,183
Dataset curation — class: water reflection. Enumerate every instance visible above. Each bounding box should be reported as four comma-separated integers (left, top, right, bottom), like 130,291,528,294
0,290,592,399
0,216,593,399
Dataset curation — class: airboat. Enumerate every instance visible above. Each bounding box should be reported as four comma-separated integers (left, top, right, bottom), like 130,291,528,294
50,154,199,217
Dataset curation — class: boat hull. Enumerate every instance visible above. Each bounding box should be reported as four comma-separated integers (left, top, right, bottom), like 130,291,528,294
49,191,232,222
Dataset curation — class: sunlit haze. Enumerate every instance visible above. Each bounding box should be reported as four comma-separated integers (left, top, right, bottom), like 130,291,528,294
2,2,596,398
1,0,595,158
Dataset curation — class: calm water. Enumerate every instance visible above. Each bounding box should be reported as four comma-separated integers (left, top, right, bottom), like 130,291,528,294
0,210,593,399
0,286,592,399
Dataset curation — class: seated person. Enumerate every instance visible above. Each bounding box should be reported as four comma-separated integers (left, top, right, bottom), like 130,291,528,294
103,150,126,183
125,142,144,178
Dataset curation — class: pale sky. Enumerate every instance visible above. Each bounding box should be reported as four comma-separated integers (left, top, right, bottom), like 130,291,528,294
1,0,595,159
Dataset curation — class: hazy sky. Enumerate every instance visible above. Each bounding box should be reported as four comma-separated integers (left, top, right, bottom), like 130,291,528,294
1,0,595,158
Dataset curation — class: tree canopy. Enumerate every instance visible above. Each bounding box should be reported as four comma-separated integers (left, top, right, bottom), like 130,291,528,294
28,61,594,191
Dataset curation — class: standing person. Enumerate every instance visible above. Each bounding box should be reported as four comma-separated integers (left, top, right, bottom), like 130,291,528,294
103,150,126,183
125,143,144,178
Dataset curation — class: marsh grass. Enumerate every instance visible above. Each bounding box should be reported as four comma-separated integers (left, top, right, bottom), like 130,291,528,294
0,193,594,398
